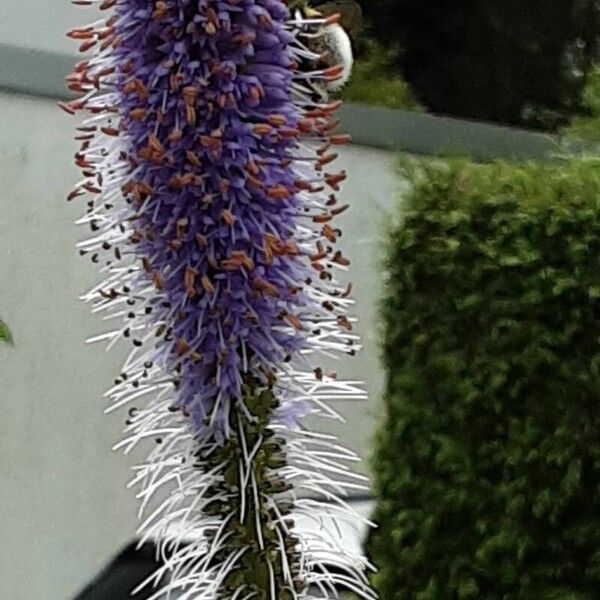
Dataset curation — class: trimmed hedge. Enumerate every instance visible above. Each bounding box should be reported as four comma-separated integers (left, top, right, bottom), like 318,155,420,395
369,157,600,599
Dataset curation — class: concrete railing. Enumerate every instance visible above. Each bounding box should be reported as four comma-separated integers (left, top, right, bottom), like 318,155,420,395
0,42,582,161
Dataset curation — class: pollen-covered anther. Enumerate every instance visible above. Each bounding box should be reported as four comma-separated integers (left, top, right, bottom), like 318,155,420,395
267,114,288,127
305,101,343,120
246,174,264,189
176,338,190,357
100,288,118,300
244,160,260,176
58,101,77,115
325,171,347,190
129,108,146,121
97,26,115,42
186,105,196,126
204,7,219,35
331,203,350,216
284,313,303,331
310,246,329,262
252,277,279,298
100,34,119,52
267,185,291,200
152,1,168,20
279,127,301,139
231,31,256,45
148,134,165,155
312,213,333,224
323,64,345,82
257,12,273,29
199,135,222,152
183,86,199,106
222,251,255,272
67,27,94,40
67,188,85,201
319,118,341,135
221,209,235,225
170,173,201,189
129,230,142,244
329,133,352,146
99,125,119,137
201,275,215,295
294,179,313,192
219,179,230,195
170,73,185,93
253,123,274,136
337,315,353,331
65,74,90,94
298,118,315,133
185,267,198,298
254,86,266,102
152,271,164,291
186,150,202,167
175,218,189,238
83,182,101,194
318,152,338,168
168,128,183,142
324,12,342,25
322,224,338,243
78,39,97,53
332,251,350,266
74,152,92,168
123,180,154,203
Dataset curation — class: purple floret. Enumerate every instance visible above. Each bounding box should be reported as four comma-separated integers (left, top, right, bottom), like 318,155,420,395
112,0,314,438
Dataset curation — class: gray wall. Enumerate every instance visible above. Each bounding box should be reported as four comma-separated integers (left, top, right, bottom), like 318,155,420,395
0,1,80,55
0,90,398,600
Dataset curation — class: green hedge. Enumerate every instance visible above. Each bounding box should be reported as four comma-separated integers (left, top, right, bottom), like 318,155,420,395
369,157,600,599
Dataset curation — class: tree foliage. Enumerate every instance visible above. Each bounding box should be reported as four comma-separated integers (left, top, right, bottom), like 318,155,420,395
359,0,600,127
370,157,600,599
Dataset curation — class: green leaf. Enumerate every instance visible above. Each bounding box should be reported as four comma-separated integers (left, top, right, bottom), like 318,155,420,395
0,320,13,345
458,578,479,598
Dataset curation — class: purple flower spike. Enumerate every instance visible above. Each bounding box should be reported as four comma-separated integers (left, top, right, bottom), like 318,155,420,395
65,1,374,598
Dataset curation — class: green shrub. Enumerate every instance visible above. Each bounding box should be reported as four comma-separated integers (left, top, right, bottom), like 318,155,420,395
369,157,600,599
341,41,423,112
0,319,12,344
565,64,600,141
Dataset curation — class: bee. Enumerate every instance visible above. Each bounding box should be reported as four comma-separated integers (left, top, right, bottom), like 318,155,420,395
290,0,364,98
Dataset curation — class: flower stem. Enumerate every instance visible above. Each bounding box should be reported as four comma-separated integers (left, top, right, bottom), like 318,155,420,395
207,377,303,599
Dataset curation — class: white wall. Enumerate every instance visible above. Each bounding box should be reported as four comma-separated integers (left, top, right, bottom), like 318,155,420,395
0,90,401,600
0,92,138,600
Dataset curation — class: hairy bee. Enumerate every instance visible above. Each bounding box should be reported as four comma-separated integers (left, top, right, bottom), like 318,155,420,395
291,0,363,97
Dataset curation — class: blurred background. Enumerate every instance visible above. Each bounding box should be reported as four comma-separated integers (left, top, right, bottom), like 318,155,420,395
2,1,600,599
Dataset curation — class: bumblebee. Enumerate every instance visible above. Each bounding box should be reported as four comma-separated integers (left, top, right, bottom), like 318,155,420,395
289,0,363,97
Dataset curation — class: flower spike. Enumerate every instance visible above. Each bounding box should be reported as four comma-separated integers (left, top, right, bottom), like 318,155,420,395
66,1,375,598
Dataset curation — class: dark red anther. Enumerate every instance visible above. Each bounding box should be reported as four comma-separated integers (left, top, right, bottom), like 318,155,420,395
329,134,351,146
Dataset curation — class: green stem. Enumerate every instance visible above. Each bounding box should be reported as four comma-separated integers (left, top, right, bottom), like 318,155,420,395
206,377,304,599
